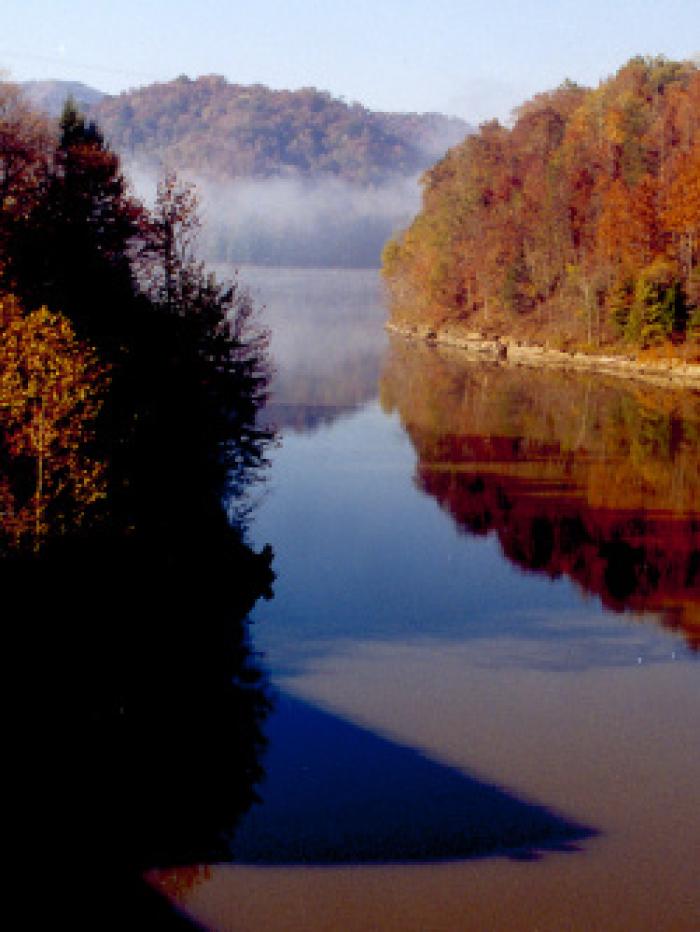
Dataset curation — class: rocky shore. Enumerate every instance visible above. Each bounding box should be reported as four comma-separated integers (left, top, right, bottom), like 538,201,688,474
386,320,700,390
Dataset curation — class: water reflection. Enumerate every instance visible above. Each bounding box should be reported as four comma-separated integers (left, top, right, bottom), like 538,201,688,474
135,272,698,932
381,339,700,650
239,267,387,432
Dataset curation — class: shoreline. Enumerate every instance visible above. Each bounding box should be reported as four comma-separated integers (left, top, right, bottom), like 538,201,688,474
386,320,700,390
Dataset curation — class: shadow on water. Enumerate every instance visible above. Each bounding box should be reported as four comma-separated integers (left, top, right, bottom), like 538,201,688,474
8,530,273,928
229,692,596,866
2,307,275,928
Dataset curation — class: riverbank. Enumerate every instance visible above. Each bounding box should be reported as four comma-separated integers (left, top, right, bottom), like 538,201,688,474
386,320,700,390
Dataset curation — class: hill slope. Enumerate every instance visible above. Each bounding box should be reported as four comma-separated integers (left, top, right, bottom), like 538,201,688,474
89,75,470,185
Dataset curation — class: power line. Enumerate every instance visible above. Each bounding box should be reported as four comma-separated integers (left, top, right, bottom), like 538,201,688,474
0,47,160,85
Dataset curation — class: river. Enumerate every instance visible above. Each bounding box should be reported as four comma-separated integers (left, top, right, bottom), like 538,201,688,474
151,267,700,931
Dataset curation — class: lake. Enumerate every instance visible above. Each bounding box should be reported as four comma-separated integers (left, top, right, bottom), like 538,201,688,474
151,267,699,931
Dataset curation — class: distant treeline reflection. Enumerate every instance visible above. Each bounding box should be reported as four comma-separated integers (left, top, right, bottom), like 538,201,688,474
381,340,700,650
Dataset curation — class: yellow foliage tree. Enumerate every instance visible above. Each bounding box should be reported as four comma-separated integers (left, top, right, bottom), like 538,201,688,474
0,296,109,549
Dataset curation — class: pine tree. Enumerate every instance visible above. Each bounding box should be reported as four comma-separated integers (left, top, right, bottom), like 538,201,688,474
5,100,143,352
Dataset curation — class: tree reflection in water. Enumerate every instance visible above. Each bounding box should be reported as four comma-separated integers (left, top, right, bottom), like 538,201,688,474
381,339,700,650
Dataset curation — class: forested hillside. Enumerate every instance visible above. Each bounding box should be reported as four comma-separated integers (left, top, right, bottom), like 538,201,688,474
90,75,469,185
382,56,700,354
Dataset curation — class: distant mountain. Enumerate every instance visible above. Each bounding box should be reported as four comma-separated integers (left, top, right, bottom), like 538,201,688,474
18,75,470,185
20,80,106,117
88,75,471,185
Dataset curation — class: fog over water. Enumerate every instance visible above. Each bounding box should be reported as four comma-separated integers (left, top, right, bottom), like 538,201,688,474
126,161,421,268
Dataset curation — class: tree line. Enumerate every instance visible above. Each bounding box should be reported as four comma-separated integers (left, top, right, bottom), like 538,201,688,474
1,81,270,550
382,56,700,354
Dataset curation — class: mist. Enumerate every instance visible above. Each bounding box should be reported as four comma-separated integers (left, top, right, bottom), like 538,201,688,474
125,163,421,268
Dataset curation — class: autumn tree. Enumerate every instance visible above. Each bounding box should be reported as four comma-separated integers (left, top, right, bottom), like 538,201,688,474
0,79,53,274
139,171,201,313
0,80,52,211
663,140,700,278
0,295,108,549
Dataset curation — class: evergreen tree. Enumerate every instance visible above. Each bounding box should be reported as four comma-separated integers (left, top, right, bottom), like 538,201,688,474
3,99,144,353
626,259,686,346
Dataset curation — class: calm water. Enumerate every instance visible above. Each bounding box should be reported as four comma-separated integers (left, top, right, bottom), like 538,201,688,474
153,268,700,931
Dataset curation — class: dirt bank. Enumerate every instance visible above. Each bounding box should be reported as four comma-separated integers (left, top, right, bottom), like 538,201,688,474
386,320,700,390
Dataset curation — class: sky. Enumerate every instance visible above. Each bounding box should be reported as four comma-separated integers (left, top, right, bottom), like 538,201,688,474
2,0,699,124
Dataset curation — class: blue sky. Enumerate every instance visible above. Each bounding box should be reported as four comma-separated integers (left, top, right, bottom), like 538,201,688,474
2,0,698,123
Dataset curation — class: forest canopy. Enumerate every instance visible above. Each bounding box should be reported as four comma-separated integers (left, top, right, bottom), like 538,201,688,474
382,56,700,354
